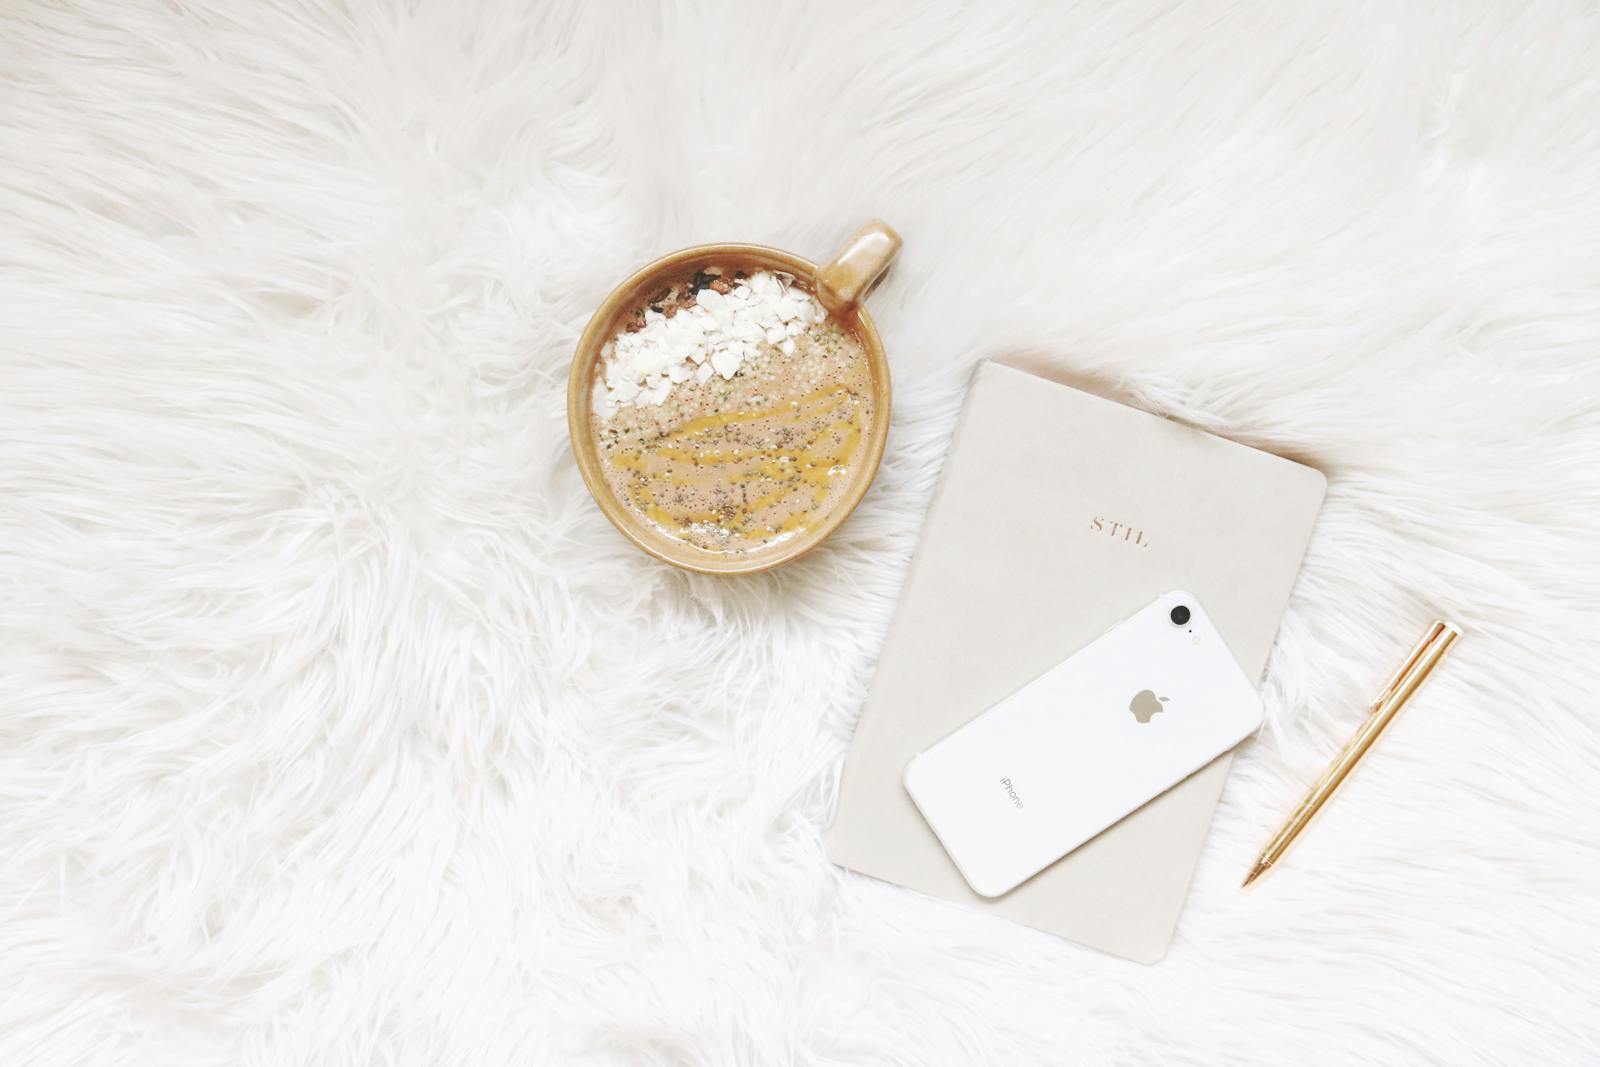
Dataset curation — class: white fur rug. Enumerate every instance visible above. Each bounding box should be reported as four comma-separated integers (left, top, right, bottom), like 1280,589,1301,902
4,3,1598,1064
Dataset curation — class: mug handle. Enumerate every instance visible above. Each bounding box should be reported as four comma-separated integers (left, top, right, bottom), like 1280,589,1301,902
815,220,901,314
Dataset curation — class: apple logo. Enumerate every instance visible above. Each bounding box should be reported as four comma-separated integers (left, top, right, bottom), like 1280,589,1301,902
1129,690,1168,723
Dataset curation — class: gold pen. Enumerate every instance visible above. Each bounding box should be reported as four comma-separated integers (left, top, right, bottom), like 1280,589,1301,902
1244,620,1462,886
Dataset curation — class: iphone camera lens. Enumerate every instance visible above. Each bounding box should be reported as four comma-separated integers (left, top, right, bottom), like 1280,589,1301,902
1170,605,1191,626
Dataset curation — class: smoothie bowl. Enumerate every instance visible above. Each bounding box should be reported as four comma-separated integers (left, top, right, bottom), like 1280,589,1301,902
567,222,899,575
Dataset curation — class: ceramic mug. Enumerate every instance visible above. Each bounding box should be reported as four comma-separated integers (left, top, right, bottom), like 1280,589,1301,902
567,221,900,575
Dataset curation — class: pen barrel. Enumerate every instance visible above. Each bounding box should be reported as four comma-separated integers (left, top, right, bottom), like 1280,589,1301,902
1257,622,1460,868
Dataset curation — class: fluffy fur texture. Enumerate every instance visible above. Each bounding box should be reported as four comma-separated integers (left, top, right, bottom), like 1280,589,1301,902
3,3,1598,1064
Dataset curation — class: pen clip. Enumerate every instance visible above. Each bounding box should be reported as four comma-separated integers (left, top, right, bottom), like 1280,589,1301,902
1367,621,1449,713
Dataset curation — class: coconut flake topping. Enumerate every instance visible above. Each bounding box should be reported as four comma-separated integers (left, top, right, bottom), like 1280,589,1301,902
593,270,825,420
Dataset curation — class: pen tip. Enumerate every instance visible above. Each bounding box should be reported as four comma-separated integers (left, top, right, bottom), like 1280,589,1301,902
1242,864,1266,888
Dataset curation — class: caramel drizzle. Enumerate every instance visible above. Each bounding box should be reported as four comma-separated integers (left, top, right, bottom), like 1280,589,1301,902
609,386,864,543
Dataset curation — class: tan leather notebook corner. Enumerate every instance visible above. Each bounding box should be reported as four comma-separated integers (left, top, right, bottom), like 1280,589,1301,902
826,360,1325,963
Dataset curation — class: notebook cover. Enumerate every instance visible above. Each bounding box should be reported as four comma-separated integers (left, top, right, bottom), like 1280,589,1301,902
825,360,1325,963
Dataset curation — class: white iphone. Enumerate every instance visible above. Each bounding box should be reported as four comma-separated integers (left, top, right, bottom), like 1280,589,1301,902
903,591,1264,898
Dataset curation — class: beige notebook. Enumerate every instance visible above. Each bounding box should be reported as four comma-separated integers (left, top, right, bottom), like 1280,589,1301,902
826,360,1325,963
